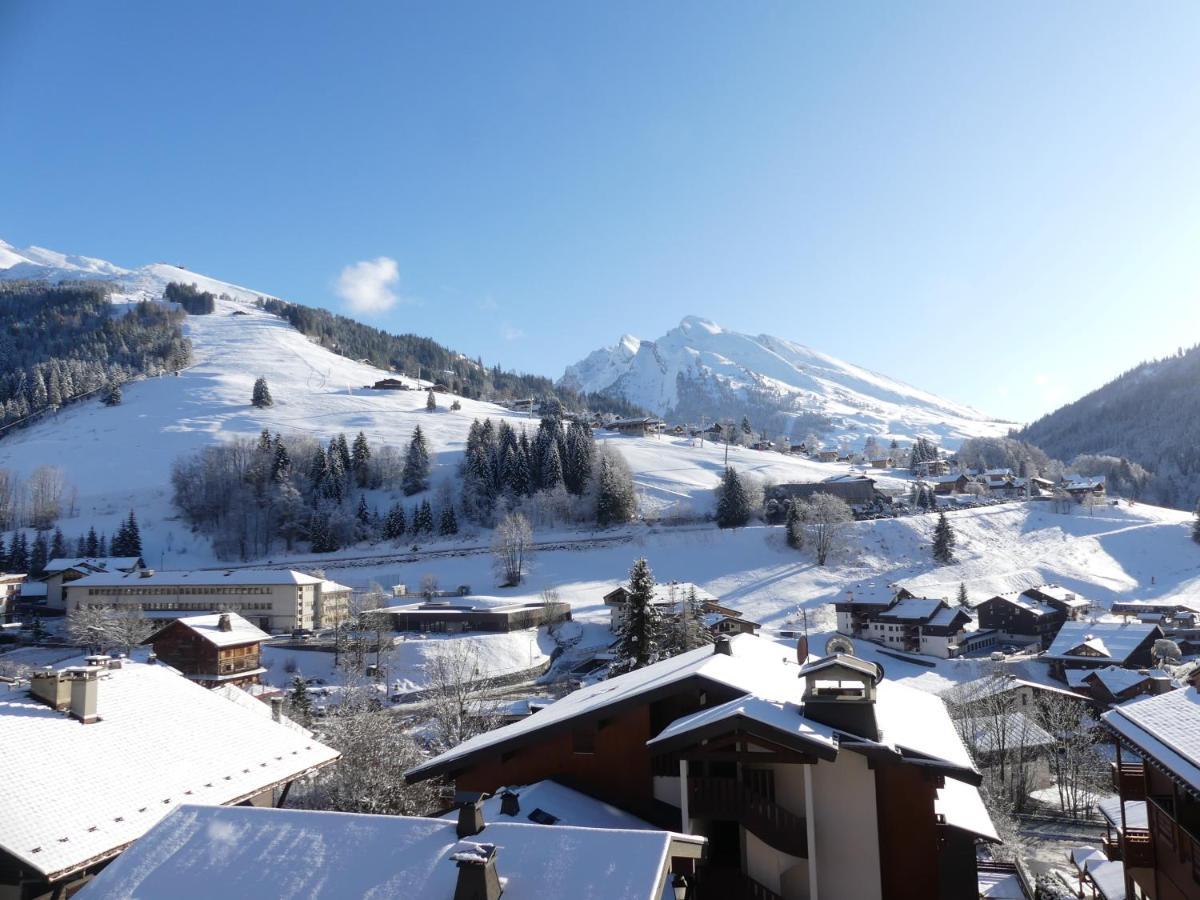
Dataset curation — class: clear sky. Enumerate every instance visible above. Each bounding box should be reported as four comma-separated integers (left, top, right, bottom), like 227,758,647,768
3,2,1200,425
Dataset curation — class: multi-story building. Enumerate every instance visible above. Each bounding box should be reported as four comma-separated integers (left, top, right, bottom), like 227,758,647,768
1042,621,1164,682
975,585,1090,650
0,572,25,620
834,586,971,658
142,612,269,688
38,557,145,610
64,568,352,633
405,634,998,900
1090,677,1200,900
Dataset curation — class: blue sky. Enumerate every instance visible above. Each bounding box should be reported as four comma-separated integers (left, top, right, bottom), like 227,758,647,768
3,2,1200,424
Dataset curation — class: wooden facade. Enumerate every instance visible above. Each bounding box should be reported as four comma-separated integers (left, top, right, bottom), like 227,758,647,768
143,617,265,688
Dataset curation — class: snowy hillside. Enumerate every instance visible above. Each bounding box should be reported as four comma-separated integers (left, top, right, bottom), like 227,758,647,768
0,240,909,565
562,315,1010,447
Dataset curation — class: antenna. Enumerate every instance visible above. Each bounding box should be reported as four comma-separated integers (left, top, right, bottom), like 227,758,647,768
825,634,855,656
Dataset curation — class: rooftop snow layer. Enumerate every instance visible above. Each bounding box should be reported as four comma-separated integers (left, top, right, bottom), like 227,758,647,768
1045,621,1159,662
1103,687,1200,792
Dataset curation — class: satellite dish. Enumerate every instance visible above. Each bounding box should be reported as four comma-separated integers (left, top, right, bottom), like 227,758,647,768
825,635,855,657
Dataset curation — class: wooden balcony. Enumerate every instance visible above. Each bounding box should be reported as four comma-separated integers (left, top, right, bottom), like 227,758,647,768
688,777,807,858
1122,829,1154,868
1111,762,1146,800
694,866,782,900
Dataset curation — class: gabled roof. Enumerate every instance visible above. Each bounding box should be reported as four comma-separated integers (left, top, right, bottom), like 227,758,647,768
439,780,657,831
1044,621,1161,663
0,661,338,881
1103,687,1200,792
79,805,701,900
948,674,1088,705
43,557,142,575
982,591,1056,617
1067,665,1169,696
647,696,840,760
144,613,270,648
963,711,1057,754
878,596,945,622
796,653,882,684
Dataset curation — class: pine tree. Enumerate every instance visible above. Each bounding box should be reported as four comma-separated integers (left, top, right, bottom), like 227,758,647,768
309,446,328,493
932,512,956,564
272,435,291,482
50,527,66,560
595,448,636,527
9,532,29,573
309,513,332,553
332,433,351,474
101,380,123,406
414,499,435,534
614,558,664,672
540,441,564,492
1193,500,1200,545
563,421,595,496
439,503,459,536
98,534,108,557
289,675,312,725
402,426,431,496
383,503,407,540
85,526,99,557
351,431,372,488
75,535,87,556
785,501,804,549
323,443,346,502
0,534,7,570
957,582,969,607
252,376,273,408
716,466,751,528
115,510,142,557
356,495,370,526
30,531,48,576
426,389,437,412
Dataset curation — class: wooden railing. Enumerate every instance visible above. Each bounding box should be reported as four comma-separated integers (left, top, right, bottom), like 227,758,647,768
695,867,782,900
688,777,807,858
1122,828,1154,868
1112,762,1146,800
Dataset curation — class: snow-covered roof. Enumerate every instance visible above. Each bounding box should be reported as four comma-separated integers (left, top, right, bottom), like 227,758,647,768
604,581,719,607
880,596,944,621
43,557,142,575
147,612,270,648
408,635,985,796
948,673,1089,705
0,661,338,881
1044,621,1160,662
648,695,840,759
79,805,701,900
439,780,657,831
838,583,903,607
964,712,1057,754
926,606,969,628
1097,797,1148,833
936,777,1000,842
1066,665,1166,696
68,568,327,588
1082,858,1126,900
1030,585,1089,608
1070,845,1106,871
985,591,1056,617
320,579,351,593
1103,687,1200,793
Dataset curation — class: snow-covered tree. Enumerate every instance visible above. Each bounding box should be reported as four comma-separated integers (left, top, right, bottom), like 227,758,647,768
957,582,969,608
351,431,372,488
613,557,665,672
800,493,853,566
426,389,437,412
715,466,751,529
491,511,533,586
421,639,502,755
932,512,956,564
594,446,636,526
101,380,123,406
402,426,431,496
251,376,273,408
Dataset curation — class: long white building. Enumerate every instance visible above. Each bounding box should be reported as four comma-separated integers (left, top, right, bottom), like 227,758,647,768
64,569,352,633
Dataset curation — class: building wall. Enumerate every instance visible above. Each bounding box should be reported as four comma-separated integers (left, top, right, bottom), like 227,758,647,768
743,827,807,900
67,582,314,631
811,751,883,900
874,763,942,900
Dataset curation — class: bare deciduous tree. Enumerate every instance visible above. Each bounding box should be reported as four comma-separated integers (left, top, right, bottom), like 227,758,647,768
67,606,153,655
1034,692,1107,819
27,465,65,530
0,469,20,531
798,493,854,566
422,639,502,754
491,511,533,586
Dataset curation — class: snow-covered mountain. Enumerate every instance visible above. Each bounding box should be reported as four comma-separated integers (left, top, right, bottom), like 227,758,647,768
562,316,1010,447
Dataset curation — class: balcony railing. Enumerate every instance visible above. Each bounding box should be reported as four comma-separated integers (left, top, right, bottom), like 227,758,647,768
694,867,781,900
1111,762,1146,800
1147,796,1200,882
1122,829,1154,868
688,777,807,858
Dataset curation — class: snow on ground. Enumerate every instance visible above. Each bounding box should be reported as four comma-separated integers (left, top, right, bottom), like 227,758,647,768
261,628,555,695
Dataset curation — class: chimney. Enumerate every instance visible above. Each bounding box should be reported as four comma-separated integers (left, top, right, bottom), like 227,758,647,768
451,842,502,900
218,613,232,632
713,636,732,656
800,656,881,741
499,790,520,817
270,696,284,723
457,798,485,838
66,666,101,724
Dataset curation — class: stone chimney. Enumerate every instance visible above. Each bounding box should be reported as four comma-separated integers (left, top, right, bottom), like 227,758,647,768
499,790,520,817
451,842,501,900
65,666,101,725
270,696,285,723
713,636,732,656
457,798,485,838
218,613,232,632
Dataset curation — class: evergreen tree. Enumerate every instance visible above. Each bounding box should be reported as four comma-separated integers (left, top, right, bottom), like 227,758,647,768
383,503,407,540
669,584,711,656
332,433,351,474
426,389,437,412
272,434,291,482
257,428,273,454
252,376,273,408
785,501,804,549
563,421,595,496
715,466,751,528
414,499,435,534
30,531,48,576
117,510,142,557
289,675,312,725
356,495,370,526
101,380,123,406
309,512,333,553
0,534,6,570
75,534,87,556
85,526,99,557
932,512,956,564
309,446,328,493
439,503,459,536
540,441,564,492
957,582,969,607
8,532,29,573
98,534,108,557
323,442,346,502
402,426,431,496
614,558,665,672
50,527,66,560
1193,500,1200,545
595,448,636,526
351,431,372,488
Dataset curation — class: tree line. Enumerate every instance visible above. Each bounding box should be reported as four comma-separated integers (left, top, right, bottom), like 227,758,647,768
0,281,192,431
1,510,142,578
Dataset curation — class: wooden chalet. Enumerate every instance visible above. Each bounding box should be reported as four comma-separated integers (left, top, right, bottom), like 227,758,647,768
405,636,998,900
1042,621,1164,682
602,583,758,638
608,417,666,436
142,612,269,688
768,476,880,508
370,378,408,390
1065,665,1175,709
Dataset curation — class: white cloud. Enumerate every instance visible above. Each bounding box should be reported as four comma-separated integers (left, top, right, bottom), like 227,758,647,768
500,322,525,341
335,257,401,314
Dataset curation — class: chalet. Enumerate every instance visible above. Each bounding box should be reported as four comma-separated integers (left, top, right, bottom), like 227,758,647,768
816,448,839,462
751,440,775,451
1089,681,1200,900
973,585,1090,650
868,456,894,469
914,458,950,477
431,382,450,393
141,612,269,688
80,801,704,900
1042,621,1164,682
867,595,973,659
767,475,881,508
39,557,145,610
370,378,408,390
834,583,914,637
945,673,1089,713
788,443,809,455
1062,476,1106,501
982,468,1014,485
370,594,572,634
64,569,353,633
1065,665,1175,708
931,473,972,495
0,573,24,619
405,636,998,900
607,416,666,436
0,657,338,898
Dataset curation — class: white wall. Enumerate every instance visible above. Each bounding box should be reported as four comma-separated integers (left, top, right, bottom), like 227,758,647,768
744,828,808,900
811,752,882,900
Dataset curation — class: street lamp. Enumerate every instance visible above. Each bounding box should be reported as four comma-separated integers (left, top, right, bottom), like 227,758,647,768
671,874,688,900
